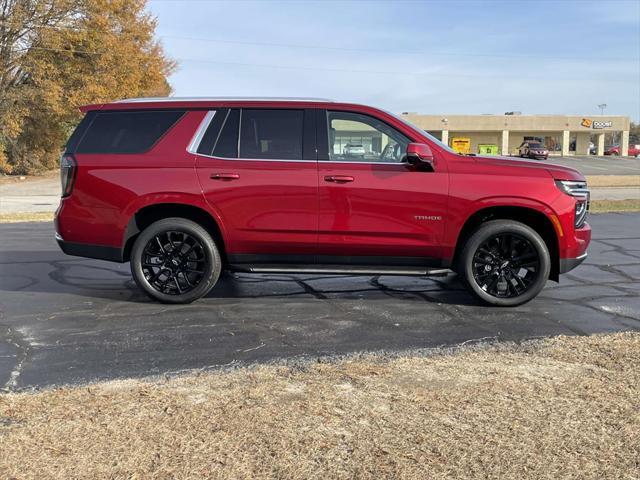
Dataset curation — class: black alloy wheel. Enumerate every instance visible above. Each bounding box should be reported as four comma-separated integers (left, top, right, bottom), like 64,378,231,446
142,230,206,295
461,220,551,306
471,233,539,298
131,218,221,303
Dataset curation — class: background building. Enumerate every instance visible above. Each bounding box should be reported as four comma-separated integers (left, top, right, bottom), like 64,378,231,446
400,113,632,156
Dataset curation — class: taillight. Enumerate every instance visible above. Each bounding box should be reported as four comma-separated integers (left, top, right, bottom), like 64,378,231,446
60,153,77,197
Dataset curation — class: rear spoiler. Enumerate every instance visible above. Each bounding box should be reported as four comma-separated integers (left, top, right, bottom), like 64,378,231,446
79,103,106,113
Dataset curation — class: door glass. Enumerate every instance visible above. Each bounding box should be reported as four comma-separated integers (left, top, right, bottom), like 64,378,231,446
327,111,410,163
240,109,303,160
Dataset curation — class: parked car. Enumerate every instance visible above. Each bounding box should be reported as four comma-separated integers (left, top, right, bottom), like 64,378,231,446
601,144,640,156
343,143,366,157
518,141,549,160
604,145,620,155
56,98,591,307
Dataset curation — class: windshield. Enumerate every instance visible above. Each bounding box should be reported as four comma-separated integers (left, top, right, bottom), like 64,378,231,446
386,111,456,153
529,143,544,148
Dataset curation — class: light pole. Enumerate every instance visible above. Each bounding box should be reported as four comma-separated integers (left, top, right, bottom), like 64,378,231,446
597,103,607,115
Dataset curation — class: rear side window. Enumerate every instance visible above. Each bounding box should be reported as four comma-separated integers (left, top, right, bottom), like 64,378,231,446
240,109,303,160
76,110,185,154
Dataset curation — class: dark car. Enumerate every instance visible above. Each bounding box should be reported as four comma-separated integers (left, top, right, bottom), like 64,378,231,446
518,141,549,160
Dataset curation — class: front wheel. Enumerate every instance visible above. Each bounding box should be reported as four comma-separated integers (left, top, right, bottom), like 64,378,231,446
130,218,222,303
460,220,550,306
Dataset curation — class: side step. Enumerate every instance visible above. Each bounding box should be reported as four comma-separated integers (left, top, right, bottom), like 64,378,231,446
229,264,451,277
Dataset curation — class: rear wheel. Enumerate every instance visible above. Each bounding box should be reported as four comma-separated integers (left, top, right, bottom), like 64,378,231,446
460,220,550,306
130,218,221,303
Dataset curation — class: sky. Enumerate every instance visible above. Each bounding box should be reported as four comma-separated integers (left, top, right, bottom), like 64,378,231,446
147,0,640,121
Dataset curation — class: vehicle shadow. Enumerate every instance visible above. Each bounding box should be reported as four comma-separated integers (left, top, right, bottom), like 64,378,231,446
0,251,482,306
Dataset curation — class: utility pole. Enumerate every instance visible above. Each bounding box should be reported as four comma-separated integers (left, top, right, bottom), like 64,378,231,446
597,103,607,115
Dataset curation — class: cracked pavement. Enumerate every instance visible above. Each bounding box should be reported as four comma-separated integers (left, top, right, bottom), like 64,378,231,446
0,213,639,391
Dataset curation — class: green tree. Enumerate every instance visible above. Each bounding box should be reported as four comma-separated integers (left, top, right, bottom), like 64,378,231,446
0,0,176,173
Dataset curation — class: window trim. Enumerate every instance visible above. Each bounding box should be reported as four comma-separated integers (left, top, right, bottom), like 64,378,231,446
187,110,217,154
320,110,411,165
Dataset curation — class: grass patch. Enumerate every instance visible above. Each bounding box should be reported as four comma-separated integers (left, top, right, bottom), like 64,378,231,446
1,333,638,479
590,198,640,213
586,175,640,187
0,212,54,223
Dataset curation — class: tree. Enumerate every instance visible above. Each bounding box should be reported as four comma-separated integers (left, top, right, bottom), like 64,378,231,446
0,0,176,173
630,122,639,144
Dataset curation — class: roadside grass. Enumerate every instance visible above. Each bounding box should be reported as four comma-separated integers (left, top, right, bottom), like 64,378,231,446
586,175,640,187
590,198,640,213
0,212,54,223
1,332,638,479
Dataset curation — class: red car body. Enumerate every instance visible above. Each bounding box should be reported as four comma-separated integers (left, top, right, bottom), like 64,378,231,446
55,98,591,304
605,144,640,157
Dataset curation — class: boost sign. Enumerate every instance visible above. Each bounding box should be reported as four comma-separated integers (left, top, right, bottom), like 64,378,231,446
582,118,612,129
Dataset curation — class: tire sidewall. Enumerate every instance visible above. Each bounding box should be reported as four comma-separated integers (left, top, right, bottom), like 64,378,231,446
130,218,221,304
462,220,551,307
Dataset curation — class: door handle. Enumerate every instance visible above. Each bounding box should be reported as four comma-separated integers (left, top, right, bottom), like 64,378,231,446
324,175,354,183
210,173,240,181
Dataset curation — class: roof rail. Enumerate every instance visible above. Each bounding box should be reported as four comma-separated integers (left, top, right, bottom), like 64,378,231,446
114,96,334,103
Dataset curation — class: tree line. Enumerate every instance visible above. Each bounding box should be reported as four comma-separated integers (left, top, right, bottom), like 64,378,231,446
0,0,175,174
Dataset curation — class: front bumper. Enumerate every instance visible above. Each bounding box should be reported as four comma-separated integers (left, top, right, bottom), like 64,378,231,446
559,252,587,273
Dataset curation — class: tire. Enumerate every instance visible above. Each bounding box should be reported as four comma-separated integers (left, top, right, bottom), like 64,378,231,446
460,220,550,307
130,218,222,304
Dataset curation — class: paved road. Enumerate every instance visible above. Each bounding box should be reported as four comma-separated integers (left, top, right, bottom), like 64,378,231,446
540,155,640,175
1,156,638,214
1,214,638,391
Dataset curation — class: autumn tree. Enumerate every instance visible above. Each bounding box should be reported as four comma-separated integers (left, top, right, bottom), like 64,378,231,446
0,0,176,173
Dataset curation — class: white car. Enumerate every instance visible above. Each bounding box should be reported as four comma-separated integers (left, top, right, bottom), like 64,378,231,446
343,144,366,156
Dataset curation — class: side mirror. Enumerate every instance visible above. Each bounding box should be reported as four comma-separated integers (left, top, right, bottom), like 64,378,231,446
406,142,434,168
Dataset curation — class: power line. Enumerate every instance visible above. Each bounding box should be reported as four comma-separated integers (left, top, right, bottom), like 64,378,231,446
1,20,636,62
5,44,637,82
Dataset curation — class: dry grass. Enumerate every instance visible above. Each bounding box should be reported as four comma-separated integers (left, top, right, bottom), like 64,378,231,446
0,170,58,185
0,212,54,223
590,198,640,213
586,175,640,187
1,333,639,479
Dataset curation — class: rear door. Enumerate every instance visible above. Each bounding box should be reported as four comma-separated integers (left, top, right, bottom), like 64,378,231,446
317,109,448,265
195,108,318,263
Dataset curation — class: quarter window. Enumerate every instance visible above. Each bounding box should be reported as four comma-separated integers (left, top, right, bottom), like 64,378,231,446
327,111,410,163
77,110,184,154
240,109,303,160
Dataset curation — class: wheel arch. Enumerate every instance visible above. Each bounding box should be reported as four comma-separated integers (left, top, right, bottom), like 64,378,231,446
122,203,227,263
452,205,560,281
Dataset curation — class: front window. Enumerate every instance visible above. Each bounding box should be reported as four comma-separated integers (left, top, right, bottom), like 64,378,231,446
327,111,409,163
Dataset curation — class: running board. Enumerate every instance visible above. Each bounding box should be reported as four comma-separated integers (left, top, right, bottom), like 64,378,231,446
229,264,451,276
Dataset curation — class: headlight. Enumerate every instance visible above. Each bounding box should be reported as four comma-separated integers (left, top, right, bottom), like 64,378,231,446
555,180,589,228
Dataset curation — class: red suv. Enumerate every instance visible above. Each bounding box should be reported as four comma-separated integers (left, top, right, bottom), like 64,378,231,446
55,98,591,306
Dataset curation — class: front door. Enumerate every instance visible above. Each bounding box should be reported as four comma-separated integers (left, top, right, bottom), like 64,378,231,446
317,109,449,266
195,108,318,263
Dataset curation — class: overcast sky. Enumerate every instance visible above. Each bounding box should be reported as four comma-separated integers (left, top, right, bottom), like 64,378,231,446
147,0,640,121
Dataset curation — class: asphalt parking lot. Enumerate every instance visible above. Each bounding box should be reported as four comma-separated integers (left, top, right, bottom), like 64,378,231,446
1,213,638,391
545,154,640,174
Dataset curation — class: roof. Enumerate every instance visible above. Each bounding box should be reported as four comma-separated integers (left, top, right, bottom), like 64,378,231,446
80,96,338,112
114,96,334,103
